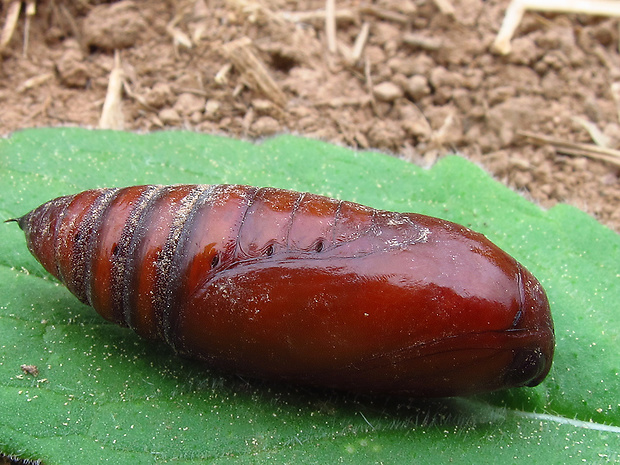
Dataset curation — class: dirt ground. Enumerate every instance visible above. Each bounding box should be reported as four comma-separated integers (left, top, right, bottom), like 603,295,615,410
0,0,619,236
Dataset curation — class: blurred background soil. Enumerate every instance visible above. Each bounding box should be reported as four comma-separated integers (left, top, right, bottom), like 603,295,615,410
0,0,619,232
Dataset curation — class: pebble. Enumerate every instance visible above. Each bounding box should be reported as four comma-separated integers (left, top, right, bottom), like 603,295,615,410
252,116,280,135
429,67,463,88
159,108,181,124
373,82,403,102
174,93,206,116
83,1,146,50
144,83,172,109
205,99,221,118
56,45,89,88
405,75,430,100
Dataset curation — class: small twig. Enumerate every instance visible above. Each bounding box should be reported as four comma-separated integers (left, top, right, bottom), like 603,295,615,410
57,3,82,49
99,50,125,130
173,87,208,97
223,37,287,106
166,14,193,56
214,62,233,85
429,109,456,149
433,0,455,16
17,72,53,92
191,0,208,42
122,80,157,112
364,56,378,116
402,33,443,51
359,4,411,24
519,130,620,167
325,0,337,54
350,22,370,64
232,83,244,98
314,95,372,107
280,8,356,24
22,0,35,57
571,116,612,148
337,40,353,64
0,1,21,54
228,0,283,25
493,0,620,54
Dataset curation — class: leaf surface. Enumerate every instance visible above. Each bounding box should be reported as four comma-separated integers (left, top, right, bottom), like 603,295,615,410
1,128,618,464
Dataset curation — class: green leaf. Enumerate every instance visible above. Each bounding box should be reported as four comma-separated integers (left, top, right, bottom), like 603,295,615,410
1,128,618,464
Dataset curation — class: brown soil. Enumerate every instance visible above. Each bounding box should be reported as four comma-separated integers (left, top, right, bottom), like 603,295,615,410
0,0,619,233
